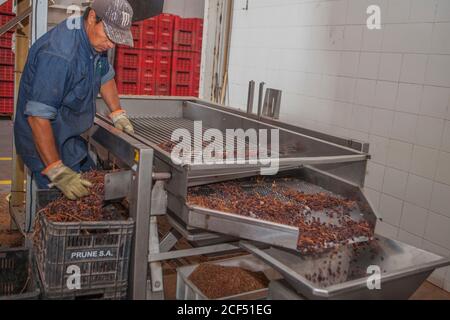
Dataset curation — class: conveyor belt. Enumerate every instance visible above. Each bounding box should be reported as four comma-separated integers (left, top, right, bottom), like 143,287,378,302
130,116,307,161
130,116,262,160
131,117,202,146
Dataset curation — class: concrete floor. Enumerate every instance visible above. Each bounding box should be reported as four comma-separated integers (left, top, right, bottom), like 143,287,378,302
0,118,22,248
0,118,13,193
1,119,449,300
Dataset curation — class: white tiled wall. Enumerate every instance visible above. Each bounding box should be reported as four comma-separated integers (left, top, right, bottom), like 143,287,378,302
228,0,450,291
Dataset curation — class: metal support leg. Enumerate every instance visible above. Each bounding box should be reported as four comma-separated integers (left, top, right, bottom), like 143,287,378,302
128,148,153,300
9,199,18,231
25,169,37,233
151,181,167,216
147,179,169,299
148,216,164,300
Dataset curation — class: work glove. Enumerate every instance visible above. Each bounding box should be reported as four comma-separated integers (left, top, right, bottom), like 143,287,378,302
110,109,134,134
43,161,92,200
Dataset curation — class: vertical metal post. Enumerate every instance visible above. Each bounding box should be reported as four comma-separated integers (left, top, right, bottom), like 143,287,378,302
262,88,282,119
24,169,37,232
198,0,209,99
128,148,153,300
31,0,48,43
14,0,47,233
246,80,255,114
148,180,168,299
148,216,164,300
10,0,31,231
257,82,265,118
273,90,282,119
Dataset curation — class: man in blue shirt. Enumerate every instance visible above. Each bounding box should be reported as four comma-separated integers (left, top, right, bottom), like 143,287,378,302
14,0,135,200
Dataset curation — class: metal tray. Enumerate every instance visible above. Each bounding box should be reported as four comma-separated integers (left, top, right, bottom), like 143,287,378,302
170,167,378,253
176,255,281,300
240,237,450,300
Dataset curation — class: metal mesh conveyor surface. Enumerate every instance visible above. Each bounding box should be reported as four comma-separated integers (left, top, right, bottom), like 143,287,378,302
130,116,263,160
129,116,316,162
131,117,202,147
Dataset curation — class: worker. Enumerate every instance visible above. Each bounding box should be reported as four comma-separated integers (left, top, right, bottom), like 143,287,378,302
13,0,135,200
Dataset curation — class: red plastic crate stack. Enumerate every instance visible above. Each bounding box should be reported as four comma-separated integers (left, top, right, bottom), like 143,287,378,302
0,0,15,115
115,48,141,95
114,14,203,98
0,0,14,13
129,22,143,49
115,21,142,95
171,51,201,97
139,50,156,95
141,50,172,96
141,16,158,50
155,51,172,95
173,17,203,52
115,14,176,96
139,14,174,96
171,17,203,97
157,14,175,51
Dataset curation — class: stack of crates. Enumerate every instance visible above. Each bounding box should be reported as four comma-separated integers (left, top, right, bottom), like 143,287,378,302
114,14,203,98
171,17,203,97
115,14,175,96
153,14,175,96
115,45,141,95
0,0,15,115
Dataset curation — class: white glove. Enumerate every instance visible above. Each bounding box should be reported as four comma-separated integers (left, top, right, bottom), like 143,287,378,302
110,109,134,134
43,161,92,200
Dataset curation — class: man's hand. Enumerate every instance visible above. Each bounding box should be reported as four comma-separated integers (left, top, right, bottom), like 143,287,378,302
43,161,92,200
110,109,134,134
100,79,133,134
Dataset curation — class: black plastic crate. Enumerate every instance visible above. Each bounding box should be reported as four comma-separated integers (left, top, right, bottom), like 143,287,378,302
0,248,41,300
34,190,134,299
42,283,128,300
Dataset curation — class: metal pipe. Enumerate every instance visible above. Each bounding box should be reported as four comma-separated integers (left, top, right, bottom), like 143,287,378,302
257,82,265,118
152,172,171,180
246,80,255,114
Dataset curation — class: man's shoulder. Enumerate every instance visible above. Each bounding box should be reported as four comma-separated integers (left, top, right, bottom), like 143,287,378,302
34,18,83,63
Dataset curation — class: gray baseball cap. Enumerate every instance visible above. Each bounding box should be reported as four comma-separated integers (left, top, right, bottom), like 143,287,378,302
91,0,134,47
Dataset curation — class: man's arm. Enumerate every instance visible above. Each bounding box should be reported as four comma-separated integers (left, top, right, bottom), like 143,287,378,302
27,117,60,167
23,52,68,167
26,112,92,201
100,78,121,113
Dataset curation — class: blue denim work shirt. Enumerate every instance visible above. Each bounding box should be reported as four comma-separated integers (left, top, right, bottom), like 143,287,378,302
13,17,115,175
